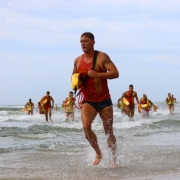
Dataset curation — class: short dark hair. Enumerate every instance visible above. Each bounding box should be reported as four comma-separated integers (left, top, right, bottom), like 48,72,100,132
69,91,73,94
129,84,133,88
46,91,50,94
29,99,31,101
81,32,94,40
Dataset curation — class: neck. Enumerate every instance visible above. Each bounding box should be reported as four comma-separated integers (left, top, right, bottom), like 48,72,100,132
84,49,94,59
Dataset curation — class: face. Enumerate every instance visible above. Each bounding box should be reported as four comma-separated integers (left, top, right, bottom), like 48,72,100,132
129,86,133,91
168,93,171,97
143,95,147,99
46,93,50,97
69,93,73,98
80,36,95,53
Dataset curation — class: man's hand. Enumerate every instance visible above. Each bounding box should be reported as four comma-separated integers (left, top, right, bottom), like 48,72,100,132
87,69,99,78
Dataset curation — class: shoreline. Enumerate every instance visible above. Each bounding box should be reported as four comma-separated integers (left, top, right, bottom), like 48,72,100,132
0,171,180,180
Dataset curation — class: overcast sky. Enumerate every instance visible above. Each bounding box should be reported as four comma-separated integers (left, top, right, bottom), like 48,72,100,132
0,0,180,105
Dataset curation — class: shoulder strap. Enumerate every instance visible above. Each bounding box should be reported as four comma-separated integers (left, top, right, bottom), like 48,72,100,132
92,50,98,70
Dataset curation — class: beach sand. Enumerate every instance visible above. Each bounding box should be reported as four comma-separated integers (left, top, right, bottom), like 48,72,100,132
0,150,180,180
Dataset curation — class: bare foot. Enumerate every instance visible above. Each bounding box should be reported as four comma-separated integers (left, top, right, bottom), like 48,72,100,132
108,156,120,168
93,154,102,165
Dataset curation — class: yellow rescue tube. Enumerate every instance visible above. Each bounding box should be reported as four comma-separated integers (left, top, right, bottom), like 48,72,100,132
27,107,31,111
41,99,47,106
21,107,31,112
141,104,148,108
122,98,129,106
72,73,81,90
21,108,27,112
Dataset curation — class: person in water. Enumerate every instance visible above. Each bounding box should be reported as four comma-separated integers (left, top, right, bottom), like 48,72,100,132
63,91,78,121
139,94,154,117
117,95,126,114
25,99,34,115
40,91,54,121
54,105,59,111
121,84,139,118
38,102,44,114
172,95,177,104
165,93,174,113
72,32,119,166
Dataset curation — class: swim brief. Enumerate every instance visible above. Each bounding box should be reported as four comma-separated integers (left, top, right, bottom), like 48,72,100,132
84,98,113,112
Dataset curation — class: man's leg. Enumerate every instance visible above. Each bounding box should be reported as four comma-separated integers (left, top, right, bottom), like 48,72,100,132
130,107,135,117
65,112,69,120
44,110,48,121
81,103,100,165
168,105,172,113
124,106,131,117
48,108,52,121
99,106,117,165
70,113,74,121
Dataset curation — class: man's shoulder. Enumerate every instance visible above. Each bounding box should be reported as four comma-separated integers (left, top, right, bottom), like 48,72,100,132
75,55,82,61
97,51,108,59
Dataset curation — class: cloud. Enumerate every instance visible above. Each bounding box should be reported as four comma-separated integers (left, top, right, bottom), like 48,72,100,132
0,0,180,104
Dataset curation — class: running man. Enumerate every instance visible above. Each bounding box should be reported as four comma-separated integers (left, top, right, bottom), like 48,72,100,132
25,99,34,115
72,32,119,166
40,91,54,121
122,84,139,118
63,91,78,121
165,93,174,113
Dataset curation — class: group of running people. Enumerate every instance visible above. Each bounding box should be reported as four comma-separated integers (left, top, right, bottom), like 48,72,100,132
117,85,176,117
24,91,79,122
24,91,54,121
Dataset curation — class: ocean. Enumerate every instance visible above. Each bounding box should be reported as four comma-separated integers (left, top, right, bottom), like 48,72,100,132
0,102,180,180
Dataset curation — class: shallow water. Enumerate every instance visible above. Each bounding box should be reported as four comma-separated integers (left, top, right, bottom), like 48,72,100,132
0,102,180,179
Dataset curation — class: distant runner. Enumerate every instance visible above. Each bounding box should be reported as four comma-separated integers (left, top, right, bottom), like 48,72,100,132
165,93,174,113
38,102,44,114
139,94,157,117
122,84,139,118
25,99,34,115
172,95,177,104
40,91,54,121
63,91,78,121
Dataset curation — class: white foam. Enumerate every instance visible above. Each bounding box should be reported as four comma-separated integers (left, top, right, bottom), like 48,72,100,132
19,133,57,139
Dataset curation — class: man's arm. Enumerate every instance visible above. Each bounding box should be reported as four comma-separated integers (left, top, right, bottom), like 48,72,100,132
149,100,153,105
121,92,126,98
117,98,121,102
135,93,140,104
32,103,34,109
51,97,54,108
87,53,119,79
72,57,80,75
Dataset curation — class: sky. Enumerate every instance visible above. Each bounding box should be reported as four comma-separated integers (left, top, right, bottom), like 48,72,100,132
0,0,180,105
